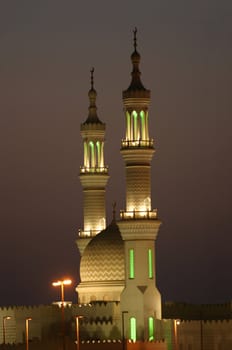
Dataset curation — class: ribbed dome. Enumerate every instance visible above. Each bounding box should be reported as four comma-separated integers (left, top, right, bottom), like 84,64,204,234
80,220,125,282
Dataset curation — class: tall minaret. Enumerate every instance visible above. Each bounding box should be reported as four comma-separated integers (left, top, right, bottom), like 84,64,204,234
118,29,162,341
76,69,109,256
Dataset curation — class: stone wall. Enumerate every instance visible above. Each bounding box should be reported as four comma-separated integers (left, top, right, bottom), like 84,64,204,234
162,301,232,320
0,339,167,350
1,303,232,349
177,319,232,350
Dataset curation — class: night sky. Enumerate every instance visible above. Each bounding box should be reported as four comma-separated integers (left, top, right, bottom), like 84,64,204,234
0,1,231,306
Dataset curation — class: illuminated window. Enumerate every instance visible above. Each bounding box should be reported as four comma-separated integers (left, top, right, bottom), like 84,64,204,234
126,111,131,140
132,111,138,140
84,141,88,167
140,110,145,140
148,249,153,279
129,249,135,279
96,141,100,167
148,317,154,340
130,317,136,342
144,197,151,210
89,141,95,168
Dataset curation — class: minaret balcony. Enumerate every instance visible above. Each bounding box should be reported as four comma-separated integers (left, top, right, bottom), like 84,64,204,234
121,139,154,149
80,166,108,174
120,209,157,220
78,229,101,238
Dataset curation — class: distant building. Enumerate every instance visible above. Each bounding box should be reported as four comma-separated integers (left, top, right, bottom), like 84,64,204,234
0,30,231,350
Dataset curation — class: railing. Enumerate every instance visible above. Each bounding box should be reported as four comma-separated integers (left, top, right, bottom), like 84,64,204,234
80,166,108,174
120,209,158,220
121,139,154,148
78,229,100,238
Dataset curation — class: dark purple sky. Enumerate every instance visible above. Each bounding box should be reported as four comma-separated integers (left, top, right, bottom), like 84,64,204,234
0,1,231,306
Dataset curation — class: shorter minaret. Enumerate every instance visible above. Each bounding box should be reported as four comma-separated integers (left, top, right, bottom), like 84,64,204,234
118,29,162,342
76,69,109,256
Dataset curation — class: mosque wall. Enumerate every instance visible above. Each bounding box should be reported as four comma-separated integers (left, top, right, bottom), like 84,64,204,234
162,301,232,320
177,319,232,350
0,303,232,349
0,339,168,350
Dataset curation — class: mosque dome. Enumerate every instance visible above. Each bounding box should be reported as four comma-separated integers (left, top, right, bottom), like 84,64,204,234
80,220,125,282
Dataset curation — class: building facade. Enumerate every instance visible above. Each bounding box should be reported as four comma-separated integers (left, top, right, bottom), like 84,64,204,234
0,30,231,350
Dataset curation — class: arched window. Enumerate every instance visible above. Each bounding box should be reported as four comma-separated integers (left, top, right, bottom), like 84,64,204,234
126,111,131,140
84,141,88,167
99,217,106,230
96,141,101,168
144,197,151,211
89,141,95,169
132,110,138,141
140,110,145,140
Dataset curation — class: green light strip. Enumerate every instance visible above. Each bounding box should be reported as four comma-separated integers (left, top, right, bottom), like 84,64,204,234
129,249,135,279
148,317,154,341
140,111,145,140
148,249,153,278
96,141,100,167
130,317,136,342
133,110,138,140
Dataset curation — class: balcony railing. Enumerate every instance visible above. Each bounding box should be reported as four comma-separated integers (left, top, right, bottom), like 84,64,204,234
121,139,154,149
80,166,108,174
120,209,158,220
78,229,100,238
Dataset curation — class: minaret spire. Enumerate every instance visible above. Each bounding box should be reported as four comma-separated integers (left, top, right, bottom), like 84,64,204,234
123,28,149,96
84,67,102,124
76,69,109,257
118,30,162,341
133,27,137,51
90,67,94,89
112,201,116,222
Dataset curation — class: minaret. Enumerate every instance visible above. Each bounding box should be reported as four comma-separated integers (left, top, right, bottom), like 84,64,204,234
76,68,109,256
118,29,162,341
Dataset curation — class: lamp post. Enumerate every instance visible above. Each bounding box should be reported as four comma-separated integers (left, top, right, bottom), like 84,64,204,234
75,316,83,350
174,319,180,350
25,318,32,350
200,319,203,350
122,311,128,350
52,279,72,350
2,316,11,345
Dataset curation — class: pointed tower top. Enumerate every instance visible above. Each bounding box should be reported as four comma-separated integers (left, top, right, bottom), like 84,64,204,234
90,67,94,89
112,201,116,222
123,28,150,99
83,68,103,125
133,27,137,51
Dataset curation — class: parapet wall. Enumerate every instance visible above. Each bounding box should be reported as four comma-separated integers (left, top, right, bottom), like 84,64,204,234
0,302,122,344
0,305,62,344
177,319,232,350
0,339,167,350
162,301,232,320
1,302,231,349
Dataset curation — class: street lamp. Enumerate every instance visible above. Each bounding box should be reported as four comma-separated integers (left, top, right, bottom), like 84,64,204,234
25,318,32,350
122,311,128,350
52,279,72,350
52,279,72,306
174,319,180,350
75,316,83,350
2,316,11,345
